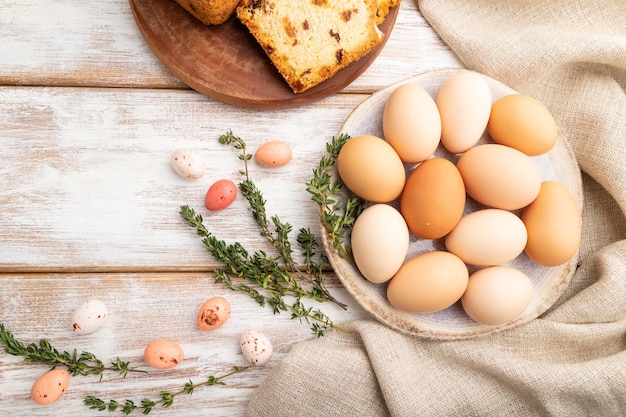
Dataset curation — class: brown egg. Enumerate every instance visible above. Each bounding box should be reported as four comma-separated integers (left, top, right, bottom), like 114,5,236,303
457,144,541,210
144,339,184,370
461,266,533,326
400,158,465,239
337,135,405,203
196,296,231,331
522,180,582,266
31,369,70,406
488,94,558,156
387,251,469,313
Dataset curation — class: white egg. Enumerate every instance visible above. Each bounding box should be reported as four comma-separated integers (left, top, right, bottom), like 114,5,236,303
351,204,409,284
436,70,492,154
70,299,108,335
170,148,207,179
240,330,273,366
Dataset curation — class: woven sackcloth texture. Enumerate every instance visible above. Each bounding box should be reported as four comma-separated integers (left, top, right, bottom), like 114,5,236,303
246,1,626,415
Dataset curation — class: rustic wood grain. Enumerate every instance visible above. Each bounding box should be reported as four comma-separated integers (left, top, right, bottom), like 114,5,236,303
0,87,369,272
129,0,399,109
0,0,460,91
0,0,462,415
0,273,369,417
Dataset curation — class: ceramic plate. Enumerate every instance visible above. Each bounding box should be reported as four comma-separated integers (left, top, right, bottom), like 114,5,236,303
323,68,583,340
129,0,399,109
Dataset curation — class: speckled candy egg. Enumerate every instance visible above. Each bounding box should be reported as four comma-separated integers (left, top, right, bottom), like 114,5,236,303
196,296,231,331
144,339,184,370
70,299,108,335
170,148,207,179
31,369,71,406
240,330,273,366
205,179,238,211
255,141,292,167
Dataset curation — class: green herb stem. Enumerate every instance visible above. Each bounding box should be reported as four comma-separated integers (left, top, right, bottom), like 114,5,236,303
305,134,364,261
0,324,144,379
84,366,250,415
180,131,353,337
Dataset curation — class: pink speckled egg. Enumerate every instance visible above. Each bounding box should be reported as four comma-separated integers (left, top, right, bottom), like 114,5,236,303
144,339,184,370
205,179,238,211
196,296,231,331
255,141,292,167
31,369,70,406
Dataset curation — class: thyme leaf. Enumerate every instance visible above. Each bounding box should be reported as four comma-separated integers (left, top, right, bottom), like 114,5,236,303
305,133,364,261
0,324,144,379
84,366,249,415
181,130,349,337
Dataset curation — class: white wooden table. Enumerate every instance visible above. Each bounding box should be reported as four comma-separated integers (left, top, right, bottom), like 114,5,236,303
0,1,461,415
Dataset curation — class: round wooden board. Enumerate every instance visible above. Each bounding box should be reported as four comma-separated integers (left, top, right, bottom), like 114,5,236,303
129,0,399,109
323,68,584,340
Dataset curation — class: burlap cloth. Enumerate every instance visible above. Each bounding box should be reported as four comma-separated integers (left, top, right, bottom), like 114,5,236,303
246,1,626,415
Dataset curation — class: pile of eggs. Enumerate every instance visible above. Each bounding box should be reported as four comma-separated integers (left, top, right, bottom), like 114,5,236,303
338,70,582,327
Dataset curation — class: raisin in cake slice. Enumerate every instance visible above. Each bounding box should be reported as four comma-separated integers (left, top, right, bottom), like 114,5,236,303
237,0,384,93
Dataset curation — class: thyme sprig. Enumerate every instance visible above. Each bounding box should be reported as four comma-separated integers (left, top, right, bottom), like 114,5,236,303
1,323,249,415
181,130,347,337
306,133,364,260
0,324,143,379
84,366,249,415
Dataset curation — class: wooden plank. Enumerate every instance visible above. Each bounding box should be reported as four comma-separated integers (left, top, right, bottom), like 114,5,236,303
0,0,461,92
0,87,371,271
0,272,369,416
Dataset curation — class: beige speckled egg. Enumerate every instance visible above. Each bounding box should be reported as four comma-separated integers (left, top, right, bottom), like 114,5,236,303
461,266,533,326
31,369,70,406
170,148,207,179
196,296,231,331
337,135,405,203
70,299,108,335
400,157,466,240
488,94,558,156
436,70,492,154
240,330,273,366
255,141,292,167
387,251,469,313
522,180,582,266
351,204,410,284
445,209,528,266
144,339,184,370
457,143,542,210
383,83,442,163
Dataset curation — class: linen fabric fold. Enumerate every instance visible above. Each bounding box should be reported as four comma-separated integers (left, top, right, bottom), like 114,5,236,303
247,1,626,415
